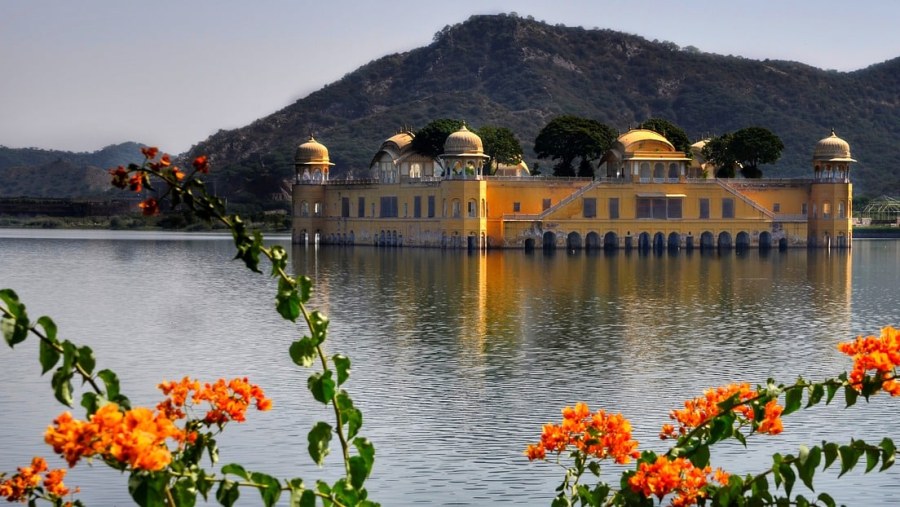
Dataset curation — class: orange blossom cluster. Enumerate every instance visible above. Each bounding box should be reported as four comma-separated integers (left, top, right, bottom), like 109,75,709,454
0,456,72,503
525,402,640,464
838,326,900,396
109,147,203,217
628,456,729,507
44,404,185,471
661,383,784,438
157,376,273,425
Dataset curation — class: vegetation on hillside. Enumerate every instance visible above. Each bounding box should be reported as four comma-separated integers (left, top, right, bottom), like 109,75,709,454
5,13,900,205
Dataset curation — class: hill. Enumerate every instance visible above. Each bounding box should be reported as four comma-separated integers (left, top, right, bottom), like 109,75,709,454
184,14,900,203
0,143,145,198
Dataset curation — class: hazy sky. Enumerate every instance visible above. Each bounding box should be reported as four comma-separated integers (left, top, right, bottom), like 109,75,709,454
3,0,899,154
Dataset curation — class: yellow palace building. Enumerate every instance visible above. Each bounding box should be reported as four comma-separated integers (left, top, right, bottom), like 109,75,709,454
291,126,854,250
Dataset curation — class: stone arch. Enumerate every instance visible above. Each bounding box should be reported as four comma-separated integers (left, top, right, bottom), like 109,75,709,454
585,232,601,250
667,232,680,250
718,231,733,250
638,232,651,251
758,231,772,250
567,232,582,250
653,162,665,179
736,231,750,250
653,232,665,250
604,232,618,250
543,231,557,250
700,231,714,250
779,237,788,250
524,238,536,252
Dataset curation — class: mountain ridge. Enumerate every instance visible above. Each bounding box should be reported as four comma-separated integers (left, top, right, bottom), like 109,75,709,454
3,14,899,202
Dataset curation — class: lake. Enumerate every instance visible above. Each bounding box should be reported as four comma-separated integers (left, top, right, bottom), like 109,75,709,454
1,229,898,505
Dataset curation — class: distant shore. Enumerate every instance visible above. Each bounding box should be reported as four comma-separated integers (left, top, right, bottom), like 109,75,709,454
853,226,900,239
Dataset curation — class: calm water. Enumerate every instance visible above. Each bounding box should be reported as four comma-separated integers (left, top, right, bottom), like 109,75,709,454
1,229,898,505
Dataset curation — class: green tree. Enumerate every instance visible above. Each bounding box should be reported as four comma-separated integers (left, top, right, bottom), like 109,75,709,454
534,115,616,177
476,125,523,174
730,127,784,178
637,118,692,154
702,134,736,178
702,127,783,178
410,118,464,158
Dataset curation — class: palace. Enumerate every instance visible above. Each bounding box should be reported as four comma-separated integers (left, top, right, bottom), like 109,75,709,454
291,126,854,250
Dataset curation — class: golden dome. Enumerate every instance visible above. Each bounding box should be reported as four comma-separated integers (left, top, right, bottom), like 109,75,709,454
616,129,675,152
386,131,414,150
813,129,855,162
443,125,484,155
295,136,334,166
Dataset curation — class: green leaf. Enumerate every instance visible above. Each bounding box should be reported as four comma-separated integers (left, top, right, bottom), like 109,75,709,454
807,383,824,408
817,492,836,507
844,384,858,407
308,421,333,466
709,412,735,444
276,277,300,322
221,463,249,481
216,479,240,507
826,380,840,404
172,478,198,507
128,472,168,507
81,392,99,416
880,438,896,472
333,354,350,386
865,447,880,473
309,311,329,345
308,371,336,404
689,444,710,468
295,489,316,507
298,276,313,304
51,367,73,406
269,245,288,276
250,472,282,507
354,437,375,471
783,387,802,416
78,345,96,376
822,442,839,469
797,446,821,491
838,444,861,477
98,369,124,405
38,332,61,375
336,391,363,439
779,462,795,496
196,472,214,500
289,338,317,368
1,290,29,348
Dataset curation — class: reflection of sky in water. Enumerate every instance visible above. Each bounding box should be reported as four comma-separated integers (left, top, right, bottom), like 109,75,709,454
0,230,897,505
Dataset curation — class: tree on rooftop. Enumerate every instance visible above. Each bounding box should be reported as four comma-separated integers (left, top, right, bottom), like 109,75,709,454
637,118,692,154
411,118,464,158
702,127,783,178
534,115,616,177
477,125,523,174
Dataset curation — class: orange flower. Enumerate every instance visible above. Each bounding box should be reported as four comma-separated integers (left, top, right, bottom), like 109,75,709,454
757,399,784,435
192,155,209,174
44,403,183,471
0,457,71,502
128,173,145,192
838,326,900,396
109,166,129,189
157,376,272,426
140,147,159,159
665,383,756,437
138,198,159,216
628,456,726,506
524,402,640,464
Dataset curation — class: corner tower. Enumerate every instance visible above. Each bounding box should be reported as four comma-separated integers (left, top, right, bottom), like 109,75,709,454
809,130,854,248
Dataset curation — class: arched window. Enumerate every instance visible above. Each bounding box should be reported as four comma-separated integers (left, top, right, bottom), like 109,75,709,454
314,202,322,216
467,199,477,218
823,201,832,219
452,199,461,218
838,201,846,219
668,163,679,179
640,162,651,180
300,201,310,217
653,163,665,179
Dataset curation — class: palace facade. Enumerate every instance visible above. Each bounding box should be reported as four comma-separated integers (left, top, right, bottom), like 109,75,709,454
291,126,854,250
